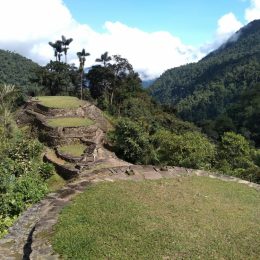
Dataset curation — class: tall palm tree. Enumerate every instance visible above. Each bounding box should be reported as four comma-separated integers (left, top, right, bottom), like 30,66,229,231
61,35,73,63
77,48,90,100
49,41,57,61
95,51,111,67
49,40,64,62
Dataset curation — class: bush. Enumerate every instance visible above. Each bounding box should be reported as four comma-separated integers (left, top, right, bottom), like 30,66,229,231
0,132,51,237
0,215,16,238
15,173,48,204
216,132,260,183
218,132,250,166
109,118,154,164
7,137,43,161
38,163,55,180
152,130,216,169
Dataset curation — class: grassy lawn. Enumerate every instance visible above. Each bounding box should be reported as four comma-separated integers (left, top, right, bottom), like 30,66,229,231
33,96,85,108
47,117,94,127
58,144,86,157
52,177,260,259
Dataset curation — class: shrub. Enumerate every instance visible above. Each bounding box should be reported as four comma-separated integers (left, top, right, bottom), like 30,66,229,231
38,163,55,180
152,130,216,169
218,132,251,167
15,173,48,204
109,118,153,164
0,132,51,237
216,132,260,183
0,215,16,238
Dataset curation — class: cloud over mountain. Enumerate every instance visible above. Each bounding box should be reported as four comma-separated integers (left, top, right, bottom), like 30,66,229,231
0,0,259,79
245,0,260,22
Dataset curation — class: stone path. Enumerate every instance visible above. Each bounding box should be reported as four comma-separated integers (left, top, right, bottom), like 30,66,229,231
0,162,259,259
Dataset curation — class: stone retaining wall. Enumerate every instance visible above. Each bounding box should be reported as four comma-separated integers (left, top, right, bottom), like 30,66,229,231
43,153,79,180
26,100,111,132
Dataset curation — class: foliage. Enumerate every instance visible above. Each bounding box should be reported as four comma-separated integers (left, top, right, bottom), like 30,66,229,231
38,163,55,181
49,35,73,63
95,51,112,66
150,20,260,146
0,84,20,138
227,83,260,146
87,54,142,113
218,132,250,164
0,215,16,238
53,178,260,259
109,118,153,164
77,48,90,100
0,131,53,237
216,132,260,183
33,61,80,96
153,130,216,169
0,49,39,90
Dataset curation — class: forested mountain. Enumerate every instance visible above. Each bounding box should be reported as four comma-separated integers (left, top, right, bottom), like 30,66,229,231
150,19,260,146
0,49,39,88
142,79,156,88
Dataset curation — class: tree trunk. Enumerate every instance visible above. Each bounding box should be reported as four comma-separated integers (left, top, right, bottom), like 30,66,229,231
110,91,114,106
80,71,83,100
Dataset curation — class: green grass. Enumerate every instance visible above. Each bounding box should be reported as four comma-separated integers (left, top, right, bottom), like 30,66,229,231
33,96,84,108
47,117,94,127
58,144,86,157
46,172,66,192
52,177,260,259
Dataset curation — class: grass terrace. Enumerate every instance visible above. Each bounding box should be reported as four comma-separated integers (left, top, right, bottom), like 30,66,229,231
52,177,260,259
58,144,86,157
33,96,85,109
47,117,94,128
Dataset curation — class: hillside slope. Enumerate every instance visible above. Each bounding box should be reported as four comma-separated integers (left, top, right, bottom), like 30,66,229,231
0,49,39,87
150,19,260,144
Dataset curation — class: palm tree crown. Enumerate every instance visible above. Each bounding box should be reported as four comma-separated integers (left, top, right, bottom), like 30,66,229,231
95,51,112,67
77,49,90,100
61,35,73,63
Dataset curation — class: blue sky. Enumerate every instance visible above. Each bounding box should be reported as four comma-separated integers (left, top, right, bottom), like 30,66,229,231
63,0,248,46
0,0,259,79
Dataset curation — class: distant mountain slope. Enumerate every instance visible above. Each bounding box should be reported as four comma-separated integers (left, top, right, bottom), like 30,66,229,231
142,79,156,88
0,49,39,87
150,19,260,145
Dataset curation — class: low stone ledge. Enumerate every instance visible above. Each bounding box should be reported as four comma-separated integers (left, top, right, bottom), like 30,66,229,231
55,148,83,163
43,153,79,180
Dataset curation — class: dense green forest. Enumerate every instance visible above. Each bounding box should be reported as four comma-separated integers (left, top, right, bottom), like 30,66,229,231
1,33,260,237
150,19,260,146
0,50,39,90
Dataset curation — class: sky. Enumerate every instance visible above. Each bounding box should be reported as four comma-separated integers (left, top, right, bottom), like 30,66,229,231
0,0,259,79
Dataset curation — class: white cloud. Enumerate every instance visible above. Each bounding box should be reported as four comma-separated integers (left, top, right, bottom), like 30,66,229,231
200,13,243,54
0,0,202,80
216,13,243,36
0,0,258,80
245,0,260,22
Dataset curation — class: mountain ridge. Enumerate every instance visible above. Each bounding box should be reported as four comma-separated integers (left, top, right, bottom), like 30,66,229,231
150,19,260,145
0,49,39,88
